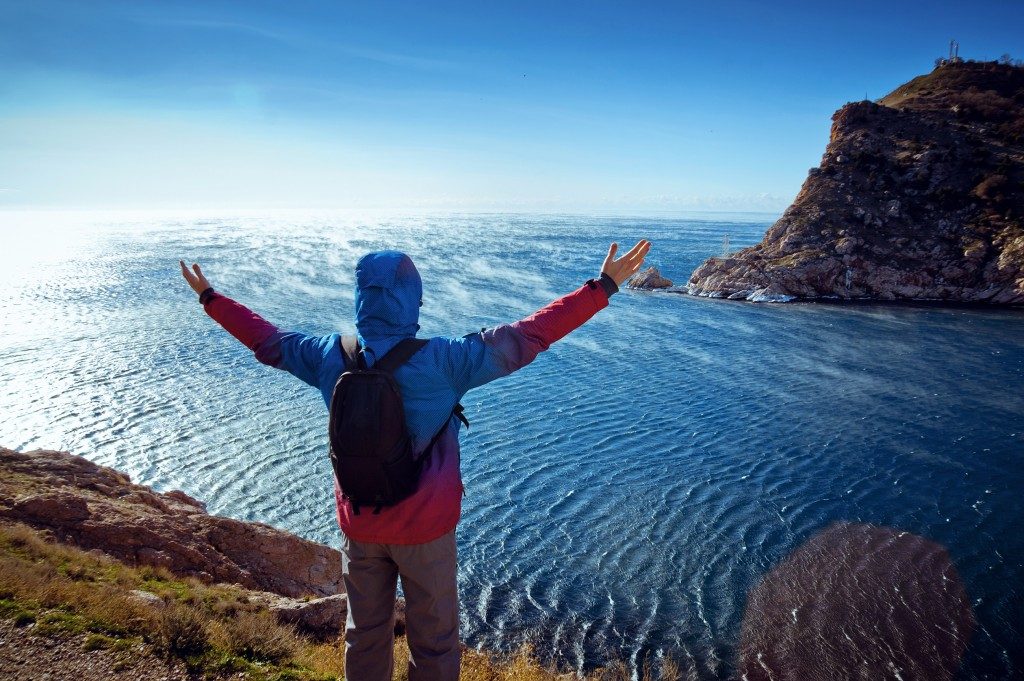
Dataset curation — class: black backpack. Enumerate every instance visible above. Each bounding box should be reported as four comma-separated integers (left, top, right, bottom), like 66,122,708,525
329,336,467,515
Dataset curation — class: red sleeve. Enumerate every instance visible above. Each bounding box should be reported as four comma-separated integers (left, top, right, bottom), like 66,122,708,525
445,277,615,393
202,291,278,351
510,277,610,350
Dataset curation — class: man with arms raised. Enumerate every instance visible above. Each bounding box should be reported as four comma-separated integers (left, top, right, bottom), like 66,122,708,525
180,239,650,680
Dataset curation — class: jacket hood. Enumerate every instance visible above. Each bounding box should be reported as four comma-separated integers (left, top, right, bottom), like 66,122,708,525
354,251,422,365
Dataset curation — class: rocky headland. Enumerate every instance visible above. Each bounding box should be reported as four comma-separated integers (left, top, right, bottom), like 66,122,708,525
686,60,1024,304
0,447,358,642
0,447,341,600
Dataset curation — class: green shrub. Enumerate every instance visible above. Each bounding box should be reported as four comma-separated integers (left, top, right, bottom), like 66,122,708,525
82,632,117,651
33,610,89,636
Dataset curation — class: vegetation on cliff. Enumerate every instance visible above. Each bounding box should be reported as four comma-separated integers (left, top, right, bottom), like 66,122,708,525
686,59,1024,304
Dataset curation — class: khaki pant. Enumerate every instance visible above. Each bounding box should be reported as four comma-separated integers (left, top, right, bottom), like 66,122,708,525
341,530,460,681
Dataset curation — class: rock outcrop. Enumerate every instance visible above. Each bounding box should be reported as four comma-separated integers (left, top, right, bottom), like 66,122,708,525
627,266,674,290
0,447,342,599
687,60,1024,304
250,592,352,641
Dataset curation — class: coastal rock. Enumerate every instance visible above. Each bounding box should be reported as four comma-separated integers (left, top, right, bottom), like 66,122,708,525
0,447,342,599
251,591,405,640
687,60,1024,304
627,266,673,290
129,589,166,608
249,592,349,640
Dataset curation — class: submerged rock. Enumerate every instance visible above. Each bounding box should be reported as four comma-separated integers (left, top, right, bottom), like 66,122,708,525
687,60,1024,305
738,522,974,680
627,266,673,290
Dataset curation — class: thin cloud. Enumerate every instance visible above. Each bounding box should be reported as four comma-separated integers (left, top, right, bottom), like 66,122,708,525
156,18,293,44
133,15,458,72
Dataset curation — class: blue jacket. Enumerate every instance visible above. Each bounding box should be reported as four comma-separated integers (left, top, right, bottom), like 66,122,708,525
201,250,617,544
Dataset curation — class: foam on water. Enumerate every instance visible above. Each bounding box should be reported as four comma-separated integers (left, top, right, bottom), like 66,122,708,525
1,211,1022,678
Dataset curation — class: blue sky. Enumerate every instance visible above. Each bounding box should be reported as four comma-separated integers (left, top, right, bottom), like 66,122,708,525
2,0,1022,212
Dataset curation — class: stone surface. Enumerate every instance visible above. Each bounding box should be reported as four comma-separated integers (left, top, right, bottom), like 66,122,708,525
627,266,673,290
129,590,166,609
0,447,342,599
249,592,349,640
687,61,1024,305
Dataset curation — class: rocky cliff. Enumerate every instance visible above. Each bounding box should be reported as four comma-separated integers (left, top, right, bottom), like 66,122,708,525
0,447,342,599
687,60,1024,304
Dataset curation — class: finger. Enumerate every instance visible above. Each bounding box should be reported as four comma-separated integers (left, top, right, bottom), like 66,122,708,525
633,239,652,259
602,242,618,270
623,240,650,263
179,260,195,282
627,244,650,270
193,263,211,285
623,239,647,256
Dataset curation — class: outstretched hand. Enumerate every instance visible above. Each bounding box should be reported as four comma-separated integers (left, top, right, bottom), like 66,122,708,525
601,239,651,286
179,260,212,296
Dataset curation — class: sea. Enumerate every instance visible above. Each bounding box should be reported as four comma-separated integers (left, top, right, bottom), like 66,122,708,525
1,210,1022,680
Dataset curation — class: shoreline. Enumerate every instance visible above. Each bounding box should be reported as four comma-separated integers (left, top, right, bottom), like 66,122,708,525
646,287,1024,310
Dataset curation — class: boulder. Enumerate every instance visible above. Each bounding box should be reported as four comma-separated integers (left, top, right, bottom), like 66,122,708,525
248,592,406,641
627,266,673,290
249,592,349,640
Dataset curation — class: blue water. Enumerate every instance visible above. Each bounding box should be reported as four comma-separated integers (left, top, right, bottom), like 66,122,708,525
1,211,1022,679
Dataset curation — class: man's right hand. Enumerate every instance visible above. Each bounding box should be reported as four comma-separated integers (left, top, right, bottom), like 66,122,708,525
179,260,212,296
601,239,651,286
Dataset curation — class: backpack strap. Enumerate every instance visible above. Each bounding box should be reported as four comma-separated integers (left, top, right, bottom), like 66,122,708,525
453,403,470,429
415,402,470,466
373,338,429,373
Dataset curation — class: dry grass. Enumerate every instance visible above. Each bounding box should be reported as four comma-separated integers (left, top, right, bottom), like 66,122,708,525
214,610,299,663
294,638,346,677
0,521,323,678
0,525,157,637
157,604,210,656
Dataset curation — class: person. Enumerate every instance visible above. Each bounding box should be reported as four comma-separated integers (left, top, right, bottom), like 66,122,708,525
179,239,651,680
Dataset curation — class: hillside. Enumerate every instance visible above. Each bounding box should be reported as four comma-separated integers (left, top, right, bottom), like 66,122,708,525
686,60,1024,304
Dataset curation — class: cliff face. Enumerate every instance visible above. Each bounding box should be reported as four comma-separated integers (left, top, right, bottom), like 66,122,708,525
0,447,342,598
687,61,1024,304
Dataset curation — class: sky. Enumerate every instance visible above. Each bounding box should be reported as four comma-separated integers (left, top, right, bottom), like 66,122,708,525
1,0,1023,213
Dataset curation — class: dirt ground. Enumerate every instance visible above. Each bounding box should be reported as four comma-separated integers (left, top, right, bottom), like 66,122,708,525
0,619,198,681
